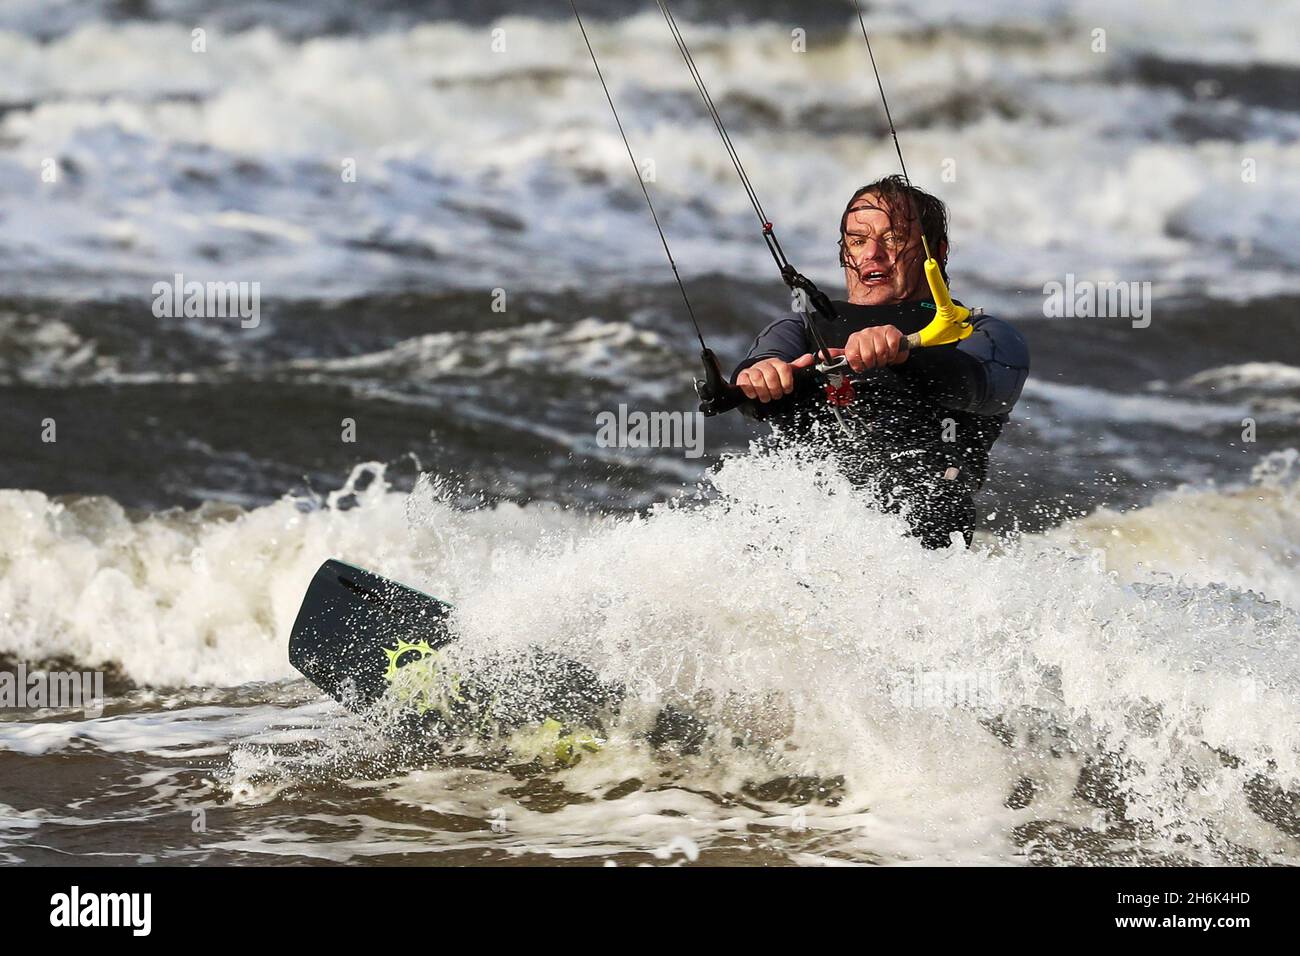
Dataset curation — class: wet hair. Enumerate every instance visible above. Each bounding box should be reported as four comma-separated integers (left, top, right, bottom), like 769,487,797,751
838,174,949,282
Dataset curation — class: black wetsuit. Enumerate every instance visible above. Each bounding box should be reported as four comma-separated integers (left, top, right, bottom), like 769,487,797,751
732,299,1029,549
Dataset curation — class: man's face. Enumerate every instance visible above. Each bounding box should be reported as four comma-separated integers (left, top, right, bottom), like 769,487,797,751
840,193,927,306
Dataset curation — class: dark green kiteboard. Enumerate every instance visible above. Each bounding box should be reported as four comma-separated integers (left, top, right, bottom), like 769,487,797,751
290,559,707,752
288,559,626,744
289,560,455,713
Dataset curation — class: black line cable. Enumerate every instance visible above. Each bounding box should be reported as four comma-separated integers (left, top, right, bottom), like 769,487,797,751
570,0,709,352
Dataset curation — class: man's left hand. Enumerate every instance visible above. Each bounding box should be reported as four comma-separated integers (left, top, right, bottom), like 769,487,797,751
840,325,909,372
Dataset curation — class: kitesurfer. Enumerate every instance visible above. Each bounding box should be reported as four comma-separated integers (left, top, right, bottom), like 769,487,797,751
733,176,1029,549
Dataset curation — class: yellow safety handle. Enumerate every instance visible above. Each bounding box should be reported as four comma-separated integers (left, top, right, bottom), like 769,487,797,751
903,240,974,349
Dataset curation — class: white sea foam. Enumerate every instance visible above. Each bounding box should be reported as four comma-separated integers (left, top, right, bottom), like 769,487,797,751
1058,449,1300,609
1,447,1297,862
1183,361,1300,393
0,462,597,686
1022,379,1253,429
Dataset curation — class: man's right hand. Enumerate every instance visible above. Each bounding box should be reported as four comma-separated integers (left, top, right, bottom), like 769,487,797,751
735,353,817,403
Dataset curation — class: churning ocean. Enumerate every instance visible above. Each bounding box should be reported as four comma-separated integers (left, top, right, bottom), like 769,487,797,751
1,0,1298,866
